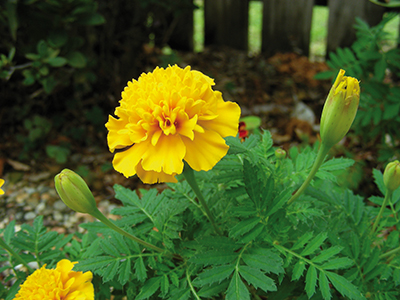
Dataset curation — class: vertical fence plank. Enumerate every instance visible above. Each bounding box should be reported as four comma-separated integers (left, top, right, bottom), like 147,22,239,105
327,0,385,54
204,0,249,51
168,0,194,51
261,0,314,57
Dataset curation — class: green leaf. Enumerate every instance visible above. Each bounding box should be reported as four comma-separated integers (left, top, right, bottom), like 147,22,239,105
194,264,235,286
292,232,314,251
321,257,354,270
136,276,161,300
169,288,191,300
160,274,169,296
311,246,343,264
135,256,147,282
197,280,229,298
4,220,16,243
190,250,238,266
118,258,131,285
239,265,276,292
226,271,250,300
66,51,86,68
47,57,67,67
102,260,119,282
325,271,365,300
319,272,332,300
229,217,260,238
266,187,293,217
305,265,317,298
301,232,328,256
100,239,121,257
292,260,306,281
242,248,283,275
75,256,116,272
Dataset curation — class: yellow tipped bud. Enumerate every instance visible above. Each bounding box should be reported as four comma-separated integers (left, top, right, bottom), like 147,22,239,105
383,160,400,193
320,69,360,148
54,169,97,214
275,148,286,160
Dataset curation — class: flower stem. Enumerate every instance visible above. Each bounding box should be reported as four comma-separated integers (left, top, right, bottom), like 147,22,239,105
287,143,330,206
371,191,392,235
90,208,166,254
0,237,34,273
183,165,223,235
380,244,400,260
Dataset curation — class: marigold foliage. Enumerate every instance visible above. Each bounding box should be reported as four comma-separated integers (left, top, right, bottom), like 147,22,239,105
106,64,241,184
13,259,94,300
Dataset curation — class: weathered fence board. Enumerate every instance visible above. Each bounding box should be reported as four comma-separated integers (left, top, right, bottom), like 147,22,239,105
204,0,249,51
167,0,389,58
327,0,385,54
261,0,314,57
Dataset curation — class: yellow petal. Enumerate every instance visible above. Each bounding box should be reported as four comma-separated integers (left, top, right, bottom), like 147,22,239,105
136,163,178,184
183,129,229,171
105,115,132,152
141,134,186,175
199,101,241,137
112,142,149,178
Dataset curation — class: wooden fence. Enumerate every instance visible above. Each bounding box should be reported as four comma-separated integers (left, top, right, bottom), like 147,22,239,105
168,0,386,57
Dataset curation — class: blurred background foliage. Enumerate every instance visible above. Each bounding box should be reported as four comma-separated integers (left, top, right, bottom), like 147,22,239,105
0,0,196,162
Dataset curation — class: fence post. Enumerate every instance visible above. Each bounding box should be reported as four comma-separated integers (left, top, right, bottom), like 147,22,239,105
261,0,314,57
327,0,385,55
168,0,194,51
204,0,249,51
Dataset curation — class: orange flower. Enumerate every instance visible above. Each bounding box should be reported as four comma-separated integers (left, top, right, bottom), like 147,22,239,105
13,259,94,300
106,65,241,184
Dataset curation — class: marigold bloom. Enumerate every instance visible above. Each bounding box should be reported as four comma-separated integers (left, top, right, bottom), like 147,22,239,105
13,259,94,300
106,65,241,184
320,69,360,148
0,178,4,195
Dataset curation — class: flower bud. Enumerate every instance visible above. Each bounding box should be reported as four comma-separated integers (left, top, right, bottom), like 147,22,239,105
320,69,360,148
275,148,286,160
383,160,400,193
54,169,97,214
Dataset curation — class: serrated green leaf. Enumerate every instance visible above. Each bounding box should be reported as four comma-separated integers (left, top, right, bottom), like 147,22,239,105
169,288,191,300
242,248,283,275
136,276,161,300
301,232,328,256
239,265,276,292
160,274,169,296
321,257,354,270
292,232,314,251
243,159,261,203
305,265,317,298
195,264,235,286
135,256,147,282
325,271,365,300
100,240,121,257
292,260,306,281
229,217,260,238
75,256,116,272
197,280,229,298
319,272,332,300
311,246,343,264
190,250,238,266
266,187,293,217
102,260,119,282
226,271,250,300
238,223,264,243
118,258,131,285
4,220,16,243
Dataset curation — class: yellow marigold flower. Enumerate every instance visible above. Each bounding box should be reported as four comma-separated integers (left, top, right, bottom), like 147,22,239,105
13,259,94,300
106,65,241,184
0,178,4,195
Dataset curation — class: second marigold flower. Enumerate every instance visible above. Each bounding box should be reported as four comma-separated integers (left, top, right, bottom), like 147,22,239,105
106,65,241,184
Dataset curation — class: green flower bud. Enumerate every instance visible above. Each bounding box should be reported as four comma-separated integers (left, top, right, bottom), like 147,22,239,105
54,169,97,214
383,160,400,193
320,69,360,148
275,148,286,159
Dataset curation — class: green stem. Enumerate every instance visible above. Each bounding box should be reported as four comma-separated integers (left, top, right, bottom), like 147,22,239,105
371,191,392,234
186,268,201,300
183,165,223,235
0,237,34,273
380,245,400,260
287,143,331,206
90,208,166,254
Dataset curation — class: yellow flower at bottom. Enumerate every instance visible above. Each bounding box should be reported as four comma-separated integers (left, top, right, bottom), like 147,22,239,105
0,179,4,195
106,65,241,184
13,259,94,300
